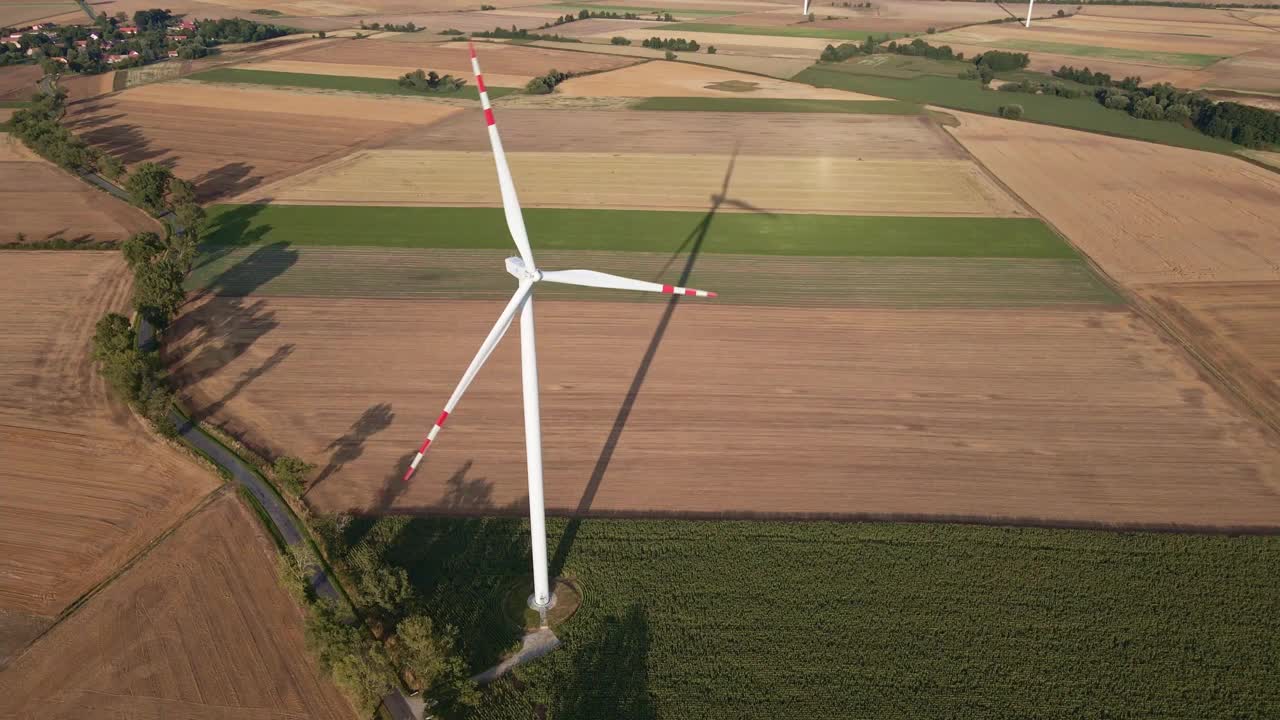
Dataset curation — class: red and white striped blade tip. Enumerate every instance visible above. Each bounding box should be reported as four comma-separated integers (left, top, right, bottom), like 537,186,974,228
402,466,417,482
661,284,718,298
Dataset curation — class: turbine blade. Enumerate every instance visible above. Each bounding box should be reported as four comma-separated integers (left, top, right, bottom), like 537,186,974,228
1025,0,1034,26
403,283,533,482
469,41,537,270
540,268,717,298
803,0,810,15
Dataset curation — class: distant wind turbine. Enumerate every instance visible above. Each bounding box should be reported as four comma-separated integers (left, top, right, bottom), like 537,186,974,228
402,42,718,611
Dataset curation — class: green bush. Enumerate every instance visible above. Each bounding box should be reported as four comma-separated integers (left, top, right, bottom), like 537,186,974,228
998,103,1024,119
610,36,631,45
397,68,465,93
665,50,676,60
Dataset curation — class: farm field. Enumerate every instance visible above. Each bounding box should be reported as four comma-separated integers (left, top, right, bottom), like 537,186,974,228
0,134,160,245
715,0,1011,33
556,59,885,99
794,59,1240,152
231,149,1026,216
339,514,1280,718
0,493,356,719
662,21,907,41
0,65,40,103
189,67,519,99
945,111,1280,286
63,82,461,201
526,38,815,77
597,26,832,57
278,37,641,85
0,253,216,666
0,1,80,28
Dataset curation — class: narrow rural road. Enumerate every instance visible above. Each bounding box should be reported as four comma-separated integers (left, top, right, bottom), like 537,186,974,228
472,627,561,685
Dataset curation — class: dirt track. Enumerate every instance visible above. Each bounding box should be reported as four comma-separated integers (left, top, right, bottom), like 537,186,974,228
165,297,1280,529
0,254,215,665
0,494,355,719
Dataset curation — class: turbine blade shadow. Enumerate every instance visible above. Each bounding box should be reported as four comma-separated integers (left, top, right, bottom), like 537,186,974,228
549,150,738,577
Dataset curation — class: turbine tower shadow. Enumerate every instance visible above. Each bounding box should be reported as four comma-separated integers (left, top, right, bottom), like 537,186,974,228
549,151,751,577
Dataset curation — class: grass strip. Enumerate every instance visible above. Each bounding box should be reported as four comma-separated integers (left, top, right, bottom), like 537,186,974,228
989,38,1227,68
188,68,518,99
202,205,1077,259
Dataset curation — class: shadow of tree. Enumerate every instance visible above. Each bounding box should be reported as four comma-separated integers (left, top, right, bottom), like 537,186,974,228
551,603,654,720
193,161,263,202
313,402,396,486
193,202,275,273
190,343,294,423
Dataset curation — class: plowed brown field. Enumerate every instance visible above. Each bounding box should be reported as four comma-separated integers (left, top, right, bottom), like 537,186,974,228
557,60,883,99
165,297,1280,529
946,111,1280,285
1144,282,1280,431
233,149,1025,216
0,65,40,102
282,38,639,82
0,254,216,666
0,494,355,719
386,109,957,158
0,134,160,245
63,83,460,201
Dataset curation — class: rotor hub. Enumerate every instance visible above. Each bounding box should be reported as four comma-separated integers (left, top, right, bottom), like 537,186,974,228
505,256,541,283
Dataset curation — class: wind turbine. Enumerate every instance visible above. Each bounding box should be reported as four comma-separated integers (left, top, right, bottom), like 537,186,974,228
402,42,718,610
802,0,810,16
1025,0,1034,27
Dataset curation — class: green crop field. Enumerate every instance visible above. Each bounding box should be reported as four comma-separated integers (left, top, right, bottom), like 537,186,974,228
990,38,1227,68
666,22,908,41
187,68,518,99
201,205,1075,258
631,96,921,114
794,64,1239,153
334,514,1280,719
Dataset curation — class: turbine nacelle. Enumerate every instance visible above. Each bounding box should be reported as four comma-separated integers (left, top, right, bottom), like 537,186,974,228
505,256,542,283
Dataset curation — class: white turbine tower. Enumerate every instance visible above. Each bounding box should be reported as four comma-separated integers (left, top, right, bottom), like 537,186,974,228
803,0,810,16
402,42,718,611
1025,0,1035,27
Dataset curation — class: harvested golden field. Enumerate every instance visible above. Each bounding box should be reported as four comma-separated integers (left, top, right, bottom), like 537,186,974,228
1201,45,1280,94
64,82,461,201
597,27,832,58
0,494,355,719
946,111,1280,285
1143,282,1280,432
722,0,1012,32
0,253,216,666
164,297,1280,529
284,38,640,82
0,1,80,28
388,108,962,159
0,64,40,102
0,134,160,245
558,59,884,99
525,39,815,78
234,149,1025,216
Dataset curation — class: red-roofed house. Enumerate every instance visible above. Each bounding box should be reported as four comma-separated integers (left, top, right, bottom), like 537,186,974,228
119,26,138,34
178,20,195,30
167,49,179,57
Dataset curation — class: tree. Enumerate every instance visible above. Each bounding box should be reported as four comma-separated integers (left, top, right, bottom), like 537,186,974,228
707,45,717,54
610,36,631,45
274,455,315,495
396,615,451,690
305,601,396,713
665,50,676,60
126,162,175,215
998,103,1024,120
1131,95,1163,120
98,152,125,180
358,564,413,616
174,202,205,243
132,256,186,327
122,231,165,268
977,64,994,86
277,543,319,603
1166,103,1192,124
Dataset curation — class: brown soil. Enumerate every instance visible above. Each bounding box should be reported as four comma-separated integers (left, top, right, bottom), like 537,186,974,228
603,27,832,57
559,60,884,99
0,65,41,102
0,254,216,665
165,297,1280,530
1142,282,1280,432
0,494,355,719
0,135,160,245
62,83,460,201
946,111,1280,285
385,108,962,158
232,149,1026,216
285,38,640,79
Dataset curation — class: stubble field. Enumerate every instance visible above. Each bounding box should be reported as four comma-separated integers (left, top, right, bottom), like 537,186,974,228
0,494,355,719
0,135,161,245
555,60,884,99
0,254,216,665
64,82,461,201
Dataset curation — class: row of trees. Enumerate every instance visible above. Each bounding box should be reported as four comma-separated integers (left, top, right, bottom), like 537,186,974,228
1052,64,1142,90
358,20,423,32
398,68,466,93
642,36,700,52
471,26,579,42
6,89,124,177
540,8,649,29
525,68,573,94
